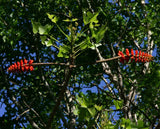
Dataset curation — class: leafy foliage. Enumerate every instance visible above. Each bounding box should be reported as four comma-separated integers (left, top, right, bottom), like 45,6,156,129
0,0,160,129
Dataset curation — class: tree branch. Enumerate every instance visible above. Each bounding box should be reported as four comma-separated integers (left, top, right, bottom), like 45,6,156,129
46,65,73,129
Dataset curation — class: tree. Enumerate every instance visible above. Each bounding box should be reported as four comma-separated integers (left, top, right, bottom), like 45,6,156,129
0,0,160,129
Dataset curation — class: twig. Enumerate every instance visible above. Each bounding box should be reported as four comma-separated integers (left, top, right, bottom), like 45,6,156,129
102,76,118,99
19,56,122,69
16,109,30,120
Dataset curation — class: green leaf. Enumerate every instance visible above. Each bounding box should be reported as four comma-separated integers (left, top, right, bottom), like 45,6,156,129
138,120,144,128
63,18,71,22
31,20,53,35
78,108,90,121
72,18,78,22
77,95,87,108
88,107,96,117
121,118,131,129
57,44,70,58
69,10,72,17
2,36,6,42
40,36,59,49
73,107,79,116
31,20,40,34
39,25,46,35
113,100,123,110
94,105,102,111
40,36,47,42
93,24,108,43
44,40,53,47
63,18,78,22
40,36,53,47
47,13,58,23
78,36,92,50
39,24,53,35
83,10,99,25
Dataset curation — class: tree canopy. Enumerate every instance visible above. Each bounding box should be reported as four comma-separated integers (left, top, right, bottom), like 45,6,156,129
0,0,160,129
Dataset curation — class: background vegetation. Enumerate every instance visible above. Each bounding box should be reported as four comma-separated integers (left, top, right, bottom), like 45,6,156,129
0,0,160,128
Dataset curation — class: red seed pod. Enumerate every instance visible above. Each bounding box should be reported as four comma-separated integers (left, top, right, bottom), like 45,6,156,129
130,49,134,62
139,50,142,62
17,62,20,67
29,66,34,71
25,66,29,71
126,49,130,56
14,63,17,69
29,60,34,65
20,60,23,66
24,59,28,64
11,65,15,70
125,49,130,63
135,50,138,62
21,66,25,72
131,49,134,56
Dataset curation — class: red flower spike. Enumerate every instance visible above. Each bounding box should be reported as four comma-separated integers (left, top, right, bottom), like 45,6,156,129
8,59,34,73
118,48,153,64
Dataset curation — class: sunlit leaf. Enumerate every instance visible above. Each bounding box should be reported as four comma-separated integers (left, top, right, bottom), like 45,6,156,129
94,105,102,111
47,13,58,23
31,20,40,34
57,44,70,58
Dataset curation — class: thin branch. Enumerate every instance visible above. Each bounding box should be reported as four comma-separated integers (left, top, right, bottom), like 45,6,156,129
86,0,94,13
30,56,121,68
95,84,119,100
101,76,117,99
133,40,141,50
16,109,30,120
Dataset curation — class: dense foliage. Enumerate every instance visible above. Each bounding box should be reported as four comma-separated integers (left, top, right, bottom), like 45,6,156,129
0,0,160,129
